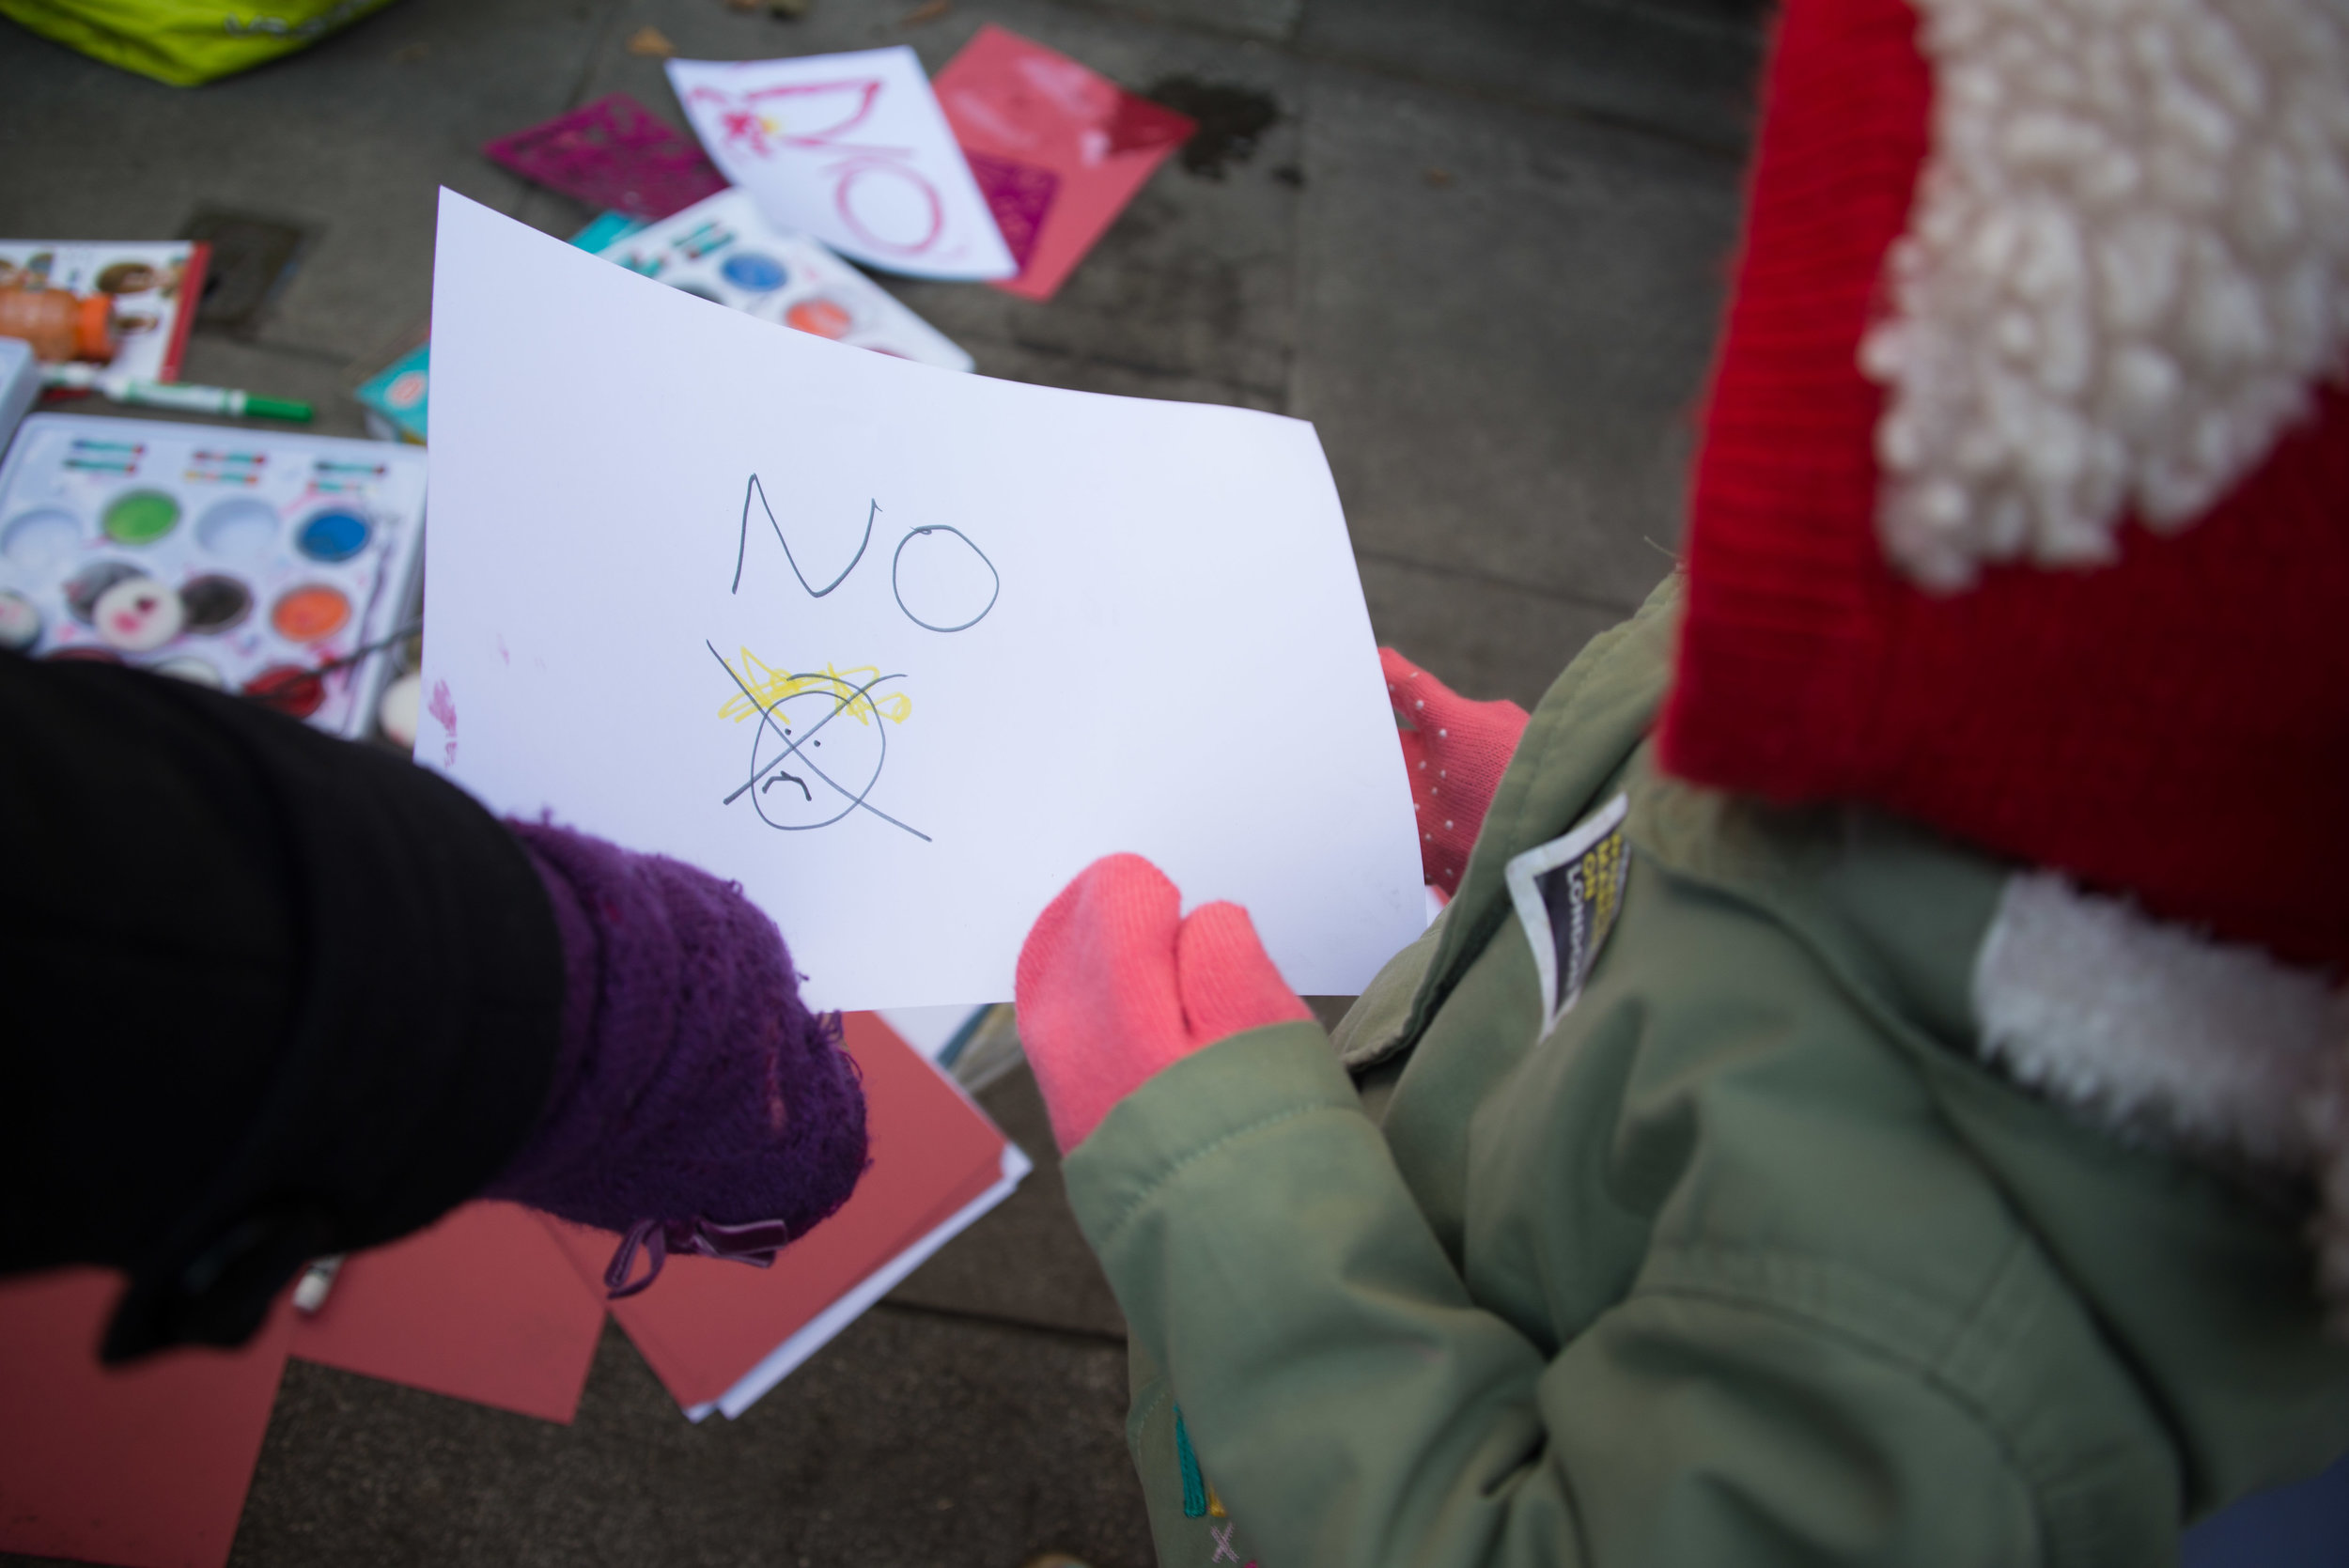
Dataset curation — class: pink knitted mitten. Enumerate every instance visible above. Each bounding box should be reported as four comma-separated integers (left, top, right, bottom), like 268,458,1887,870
1381,647,1531,893
1015,854,1314,1154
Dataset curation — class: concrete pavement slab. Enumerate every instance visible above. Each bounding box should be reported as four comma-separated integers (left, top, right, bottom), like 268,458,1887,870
0,0,603,363
209,1308,1150,1568
957,335,1286,410
888,1067,1129,1342
1360,552,1655,713
1299,0,1765,153
1091,0,1301,44
1291,65,1743,621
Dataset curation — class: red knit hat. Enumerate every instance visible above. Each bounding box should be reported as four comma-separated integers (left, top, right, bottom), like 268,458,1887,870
1658,0,2349,970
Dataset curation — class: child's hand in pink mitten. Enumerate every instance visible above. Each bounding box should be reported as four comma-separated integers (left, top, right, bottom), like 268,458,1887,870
1015,854,1314,1154
1381,647,1530,893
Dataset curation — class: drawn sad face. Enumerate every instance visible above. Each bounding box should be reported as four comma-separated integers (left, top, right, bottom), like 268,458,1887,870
746,680,894,832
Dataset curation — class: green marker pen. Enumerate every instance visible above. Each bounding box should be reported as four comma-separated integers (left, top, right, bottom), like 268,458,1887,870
118,379,313,422
44,363,313,421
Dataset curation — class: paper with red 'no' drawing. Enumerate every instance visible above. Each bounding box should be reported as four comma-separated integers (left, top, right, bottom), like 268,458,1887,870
935,25,1196,301
0,1269,292,1568
538,1013,1012,1414
286,1200,607,1423
667,49,1016,281
422,191,1424,1011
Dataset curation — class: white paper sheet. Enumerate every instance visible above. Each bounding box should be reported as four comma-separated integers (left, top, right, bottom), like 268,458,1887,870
423,190,1423,1011
668,50,1016,281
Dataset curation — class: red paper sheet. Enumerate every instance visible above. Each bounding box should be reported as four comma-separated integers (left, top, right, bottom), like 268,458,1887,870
157,241,206,384
0,1268,292,1568
547,1012,1011,1410
286,1200,606,1423
936,26,1195,302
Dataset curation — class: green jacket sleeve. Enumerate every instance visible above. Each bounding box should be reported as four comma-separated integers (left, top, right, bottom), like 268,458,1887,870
1064,1022,2041,1568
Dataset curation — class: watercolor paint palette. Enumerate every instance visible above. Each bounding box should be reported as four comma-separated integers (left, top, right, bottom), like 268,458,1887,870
0,413,427,738
597,189,975,372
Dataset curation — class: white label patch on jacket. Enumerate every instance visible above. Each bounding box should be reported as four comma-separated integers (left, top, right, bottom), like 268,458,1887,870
1504,793,1630,1040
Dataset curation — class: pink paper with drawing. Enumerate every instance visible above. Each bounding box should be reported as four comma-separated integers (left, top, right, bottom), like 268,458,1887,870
935,26,1195,302
668,49,1015,281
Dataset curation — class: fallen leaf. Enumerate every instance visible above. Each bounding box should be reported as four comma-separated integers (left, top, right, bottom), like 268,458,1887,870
626,24,676,55
1423,166,1454,187
391,40,430,61
899,0,950,24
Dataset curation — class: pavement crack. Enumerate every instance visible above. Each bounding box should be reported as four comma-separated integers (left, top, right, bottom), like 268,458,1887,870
1034,0,1302,48
204,335,360,367
1353,546,1648,614
874,1297,1128,1348
563,0,630,112
1300,46,1754,161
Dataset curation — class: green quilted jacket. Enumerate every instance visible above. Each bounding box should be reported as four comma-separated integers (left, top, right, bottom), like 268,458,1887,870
1062,574,2349,1568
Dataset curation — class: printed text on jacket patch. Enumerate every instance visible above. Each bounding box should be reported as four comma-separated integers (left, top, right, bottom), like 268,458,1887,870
1504,793,1630,1041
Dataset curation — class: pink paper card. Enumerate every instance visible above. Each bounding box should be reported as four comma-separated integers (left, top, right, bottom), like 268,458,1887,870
484,94,729,221
547,1153,1006,1413
545,1013,1013,1412
0,1268,292,1568
935,26,1196,301
286,1201,607,1424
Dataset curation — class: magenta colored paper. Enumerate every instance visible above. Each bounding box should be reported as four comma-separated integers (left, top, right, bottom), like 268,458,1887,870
485,94,729,221
964,151,1060,271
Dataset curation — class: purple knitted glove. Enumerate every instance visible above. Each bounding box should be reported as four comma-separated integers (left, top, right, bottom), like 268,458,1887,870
486,820,868,1296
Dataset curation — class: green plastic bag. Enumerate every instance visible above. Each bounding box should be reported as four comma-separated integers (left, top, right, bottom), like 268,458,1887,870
0,0,397,85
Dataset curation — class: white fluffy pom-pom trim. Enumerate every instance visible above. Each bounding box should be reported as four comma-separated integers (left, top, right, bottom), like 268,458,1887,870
1865,0,2349,591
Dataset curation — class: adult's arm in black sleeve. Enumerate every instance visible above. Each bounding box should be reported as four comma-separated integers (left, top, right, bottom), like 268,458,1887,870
0,650,565,1360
